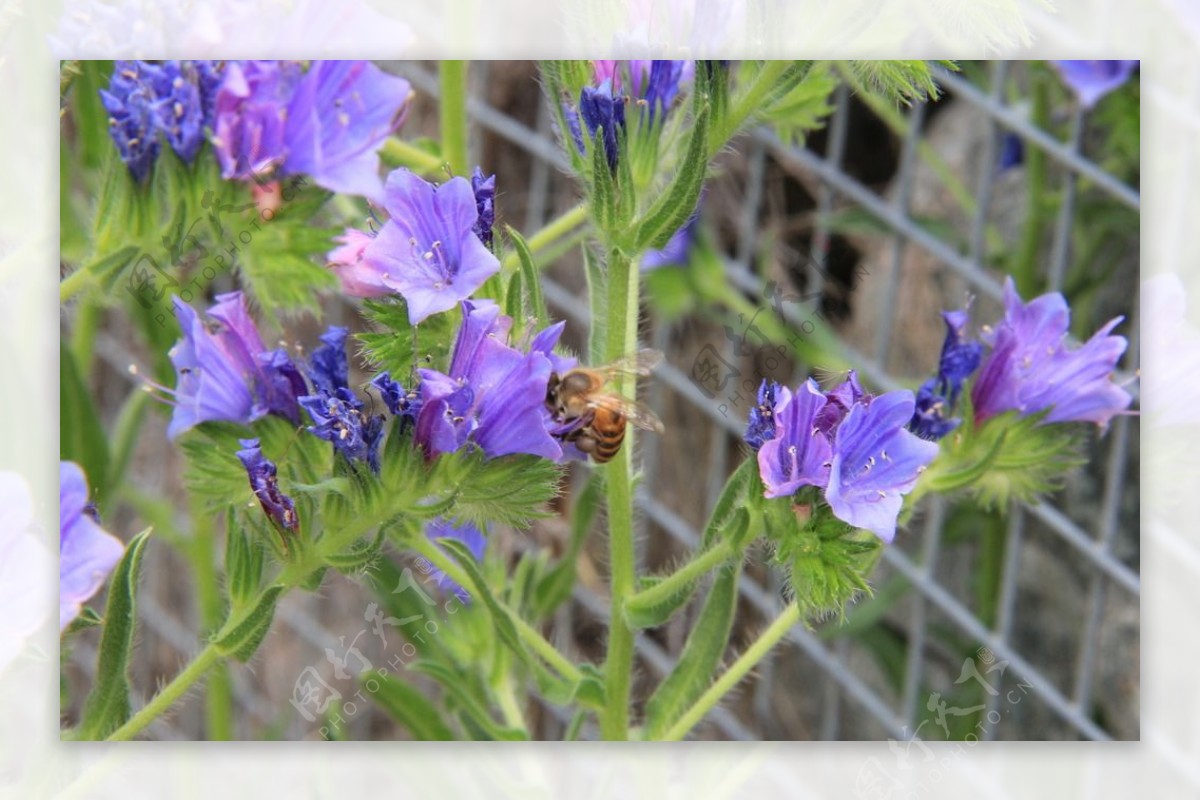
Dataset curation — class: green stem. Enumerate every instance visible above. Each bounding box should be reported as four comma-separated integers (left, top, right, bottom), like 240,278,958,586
105,644,221,741
380,137,446,176
500,203,589,272
661,602,802,741
1013,71,1049,298
189,503,233,740
408,536,583,685
440,61,470,176
599,247,639,741
625,539,736,613
60,266,93,304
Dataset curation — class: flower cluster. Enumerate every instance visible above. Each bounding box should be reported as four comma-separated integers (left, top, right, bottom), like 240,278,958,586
156,291,307,440
103,60,412,199
410,300,574,461
101,60,223,182
748,374,938,543
592,60,694,126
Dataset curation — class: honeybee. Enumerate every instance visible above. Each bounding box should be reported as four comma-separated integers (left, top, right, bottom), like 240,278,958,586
546,349,665,463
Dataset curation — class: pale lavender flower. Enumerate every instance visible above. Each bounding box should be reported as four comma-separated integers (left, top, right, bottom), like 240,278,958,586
59,463,124,631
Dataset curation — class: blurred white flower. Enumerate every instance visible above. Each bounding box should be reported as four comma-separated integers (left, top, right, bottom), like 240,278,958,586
0,472,50,674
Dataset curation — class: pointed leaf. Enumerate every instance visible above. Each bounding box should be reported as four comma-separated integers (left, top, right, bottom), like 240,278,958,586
359,671,457,740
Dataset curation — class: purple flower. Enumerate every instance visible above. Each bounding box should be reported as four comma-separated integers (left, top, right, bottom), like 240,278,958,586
971,278,1132,427
757,381,833,499
213,60,301,181
100,61,165,182
59,462,124,631
751,374,936,542
744,379,781,450
997,132,1024,173
1051,61,1139,108
579,80,627,172
307,326,351,395
160,291,306,439
424,518,488,600
414,300,563,461
908,307,984,441
825,393,940,543
282,60,412,202
362,169,501,324
592,59,694,125
470,168,496,249
236,439,299,533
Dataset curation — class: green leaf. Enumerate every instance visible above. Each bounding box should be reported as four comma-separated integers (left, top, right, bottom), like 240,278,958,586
238,222,338,319
762,61,838,144
506,226,548,328
632,98,711,252
323,527,386,573
60,341,111,509
224,511,265,607
77,528,151,740
358,298,456,380
213,584,284,662
843,60,951,105
589,126,617,234
410,660,528,741
703,458,758,548
359,671,457,740
642,562,741,740
438,538,522,659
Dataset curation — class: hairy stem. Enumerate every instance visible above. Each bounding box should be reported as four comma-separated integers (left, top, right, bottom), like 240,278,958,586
105,644,221,741
661,602,802,741
599,247,639,740
624,538,736,614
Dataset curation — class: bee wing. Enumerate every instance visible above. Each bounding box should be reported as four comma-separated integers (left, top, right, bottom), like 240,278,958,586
587,393,665,434
590,349,665,382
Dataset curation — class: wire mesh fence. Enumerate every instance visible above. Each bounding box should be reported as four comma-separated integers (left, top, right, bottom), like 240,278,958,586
67,59,1139,742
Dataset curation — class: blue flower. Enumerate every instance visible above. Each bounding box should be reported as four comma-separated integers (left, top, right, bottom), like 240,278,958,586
1051,60,1138,108
414,300,563,461
60,462,124,631
908,307,984,441
282,60,412,202
826,392,939,543
592,59,693,125
971,277,1132,427
471,167,496,249
579,80,627,172
213,60,301,181
997,132,1024,173
757,380,833,499
362,168,501,324
424,518,488,600
307,325,351,395
236,438,299,533
100,61,165,182
744,379,781,451
160,291,306,439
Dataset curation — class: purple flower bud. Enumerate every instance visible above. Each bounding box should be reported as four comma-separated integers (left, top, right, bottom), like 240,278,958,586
100,61,166,182
579,80,626,172
236,439,299,534
907,306,984,441
59,462,124,631
744,379,781,451
362,169,501,324
371,372,423,432
470,167,496,249
307,326,351,395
